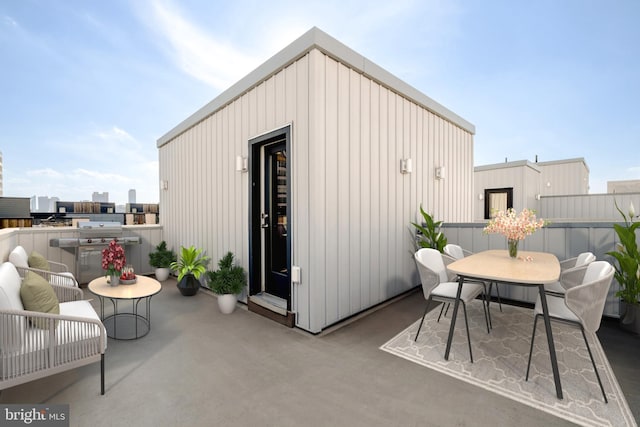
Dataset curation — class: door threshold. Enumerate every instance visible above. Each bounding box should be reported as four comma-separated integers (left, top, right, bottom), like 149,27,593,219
249,292,287,315
248,293,295,328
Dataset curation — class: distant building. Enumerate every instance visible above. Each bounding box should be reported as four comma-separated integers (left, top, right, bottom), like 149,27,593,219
92,192,109,203
128,189,136,204
474,158,589,220
608,180,640,194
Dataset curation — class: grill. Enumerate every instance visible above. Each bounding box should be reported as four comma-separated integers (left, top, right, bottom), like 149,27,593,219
49,221,140,284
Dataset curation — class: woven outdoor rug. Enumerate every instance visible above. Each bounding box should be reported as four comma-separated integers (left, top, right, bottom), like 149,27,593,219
380,302,637,427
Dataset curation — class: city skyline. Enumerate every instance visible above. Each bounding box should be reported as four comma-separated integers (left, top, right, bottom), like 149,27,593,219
1,1,639,203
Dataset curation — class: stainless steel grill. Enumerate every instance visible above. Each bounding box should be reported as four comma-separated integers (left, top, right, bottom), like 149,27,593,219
49,221,140,284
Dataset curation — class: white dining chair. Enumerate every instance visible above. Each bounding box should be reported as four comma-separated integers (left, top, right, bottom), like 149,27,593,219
544,252,596,296
444,243,502,313
525,261,614,403
414,248,490,363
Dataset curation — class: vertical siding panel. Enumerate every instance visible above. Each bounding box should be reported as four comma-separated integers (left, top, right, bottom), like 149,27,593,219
324,55,339,325
337,62,350,318
294,56,311,330
378,86,389,300
370,82,381,304
349,69,361,313
308,50,326,332
360,76,371,308
264,76,272,129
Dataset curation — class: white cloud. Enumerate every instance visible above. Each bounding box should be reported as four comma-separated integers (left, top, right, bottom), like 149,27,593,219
145,0,259,90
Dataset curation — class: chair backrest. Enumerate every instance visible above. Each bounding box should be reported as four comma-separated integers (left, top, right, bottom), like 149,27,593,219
8,246,29,269
565,261,614,333
443,244,465,260
415,248,449,299
575,252,596,268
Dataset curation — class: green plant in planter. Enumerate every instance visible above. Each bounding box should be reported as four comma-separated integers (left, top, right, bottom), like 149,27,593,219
170,246,210,281
170,246,210,296
206,252,246,295
411,205,447,253
606,201,640,305
148,241,177,269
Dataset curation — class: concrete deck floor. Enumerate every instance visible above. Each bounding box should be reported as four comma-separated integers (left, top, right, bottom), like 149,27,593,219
1,279,638,426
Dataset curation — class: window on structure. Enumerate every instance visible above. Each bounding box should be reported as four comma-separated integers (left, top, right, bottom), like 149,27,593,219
484,188,513,219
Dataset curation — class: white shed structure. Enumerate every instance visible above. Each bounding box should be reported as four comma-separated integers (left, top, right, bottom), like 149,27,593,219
157,27,475,333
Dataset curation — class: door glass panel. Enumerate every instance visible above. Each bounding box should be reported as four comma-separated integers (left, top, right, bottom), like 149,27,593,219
270,149,287,274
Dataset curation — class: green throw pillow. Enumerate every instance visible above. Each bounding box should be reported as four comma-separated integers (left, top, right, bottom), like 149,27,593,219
20,271,60,329
28,251,50,271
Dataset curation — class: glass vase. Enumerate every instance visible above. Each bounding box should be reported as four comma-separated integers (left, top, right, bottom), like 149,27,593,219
507,239,519,258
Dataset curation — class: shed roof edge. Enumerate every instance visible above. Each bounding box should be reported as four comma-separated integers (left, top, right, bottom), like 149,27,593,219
157,27,475,147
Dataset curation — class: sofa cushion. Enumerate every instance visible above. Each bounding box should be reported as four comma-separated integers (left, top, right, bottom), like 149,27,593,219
60,300,108,348
0,262,27,352
9,246,29,269
0,262,25,311
20,271,60,328
28,251,50,271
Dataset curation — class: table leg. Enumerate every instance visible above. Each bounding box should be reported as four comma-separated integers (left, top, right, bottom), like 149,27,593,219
444,276,465,360
537,284,563,399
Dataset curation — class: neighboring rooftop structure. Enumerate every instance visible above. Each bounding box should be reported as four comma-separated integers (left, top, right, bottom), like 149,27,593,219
608,179,640,194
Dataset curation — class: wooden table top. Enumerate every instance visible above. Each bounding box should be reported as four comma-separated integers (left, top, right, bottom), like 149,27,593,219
447,249,560,285
88,275,162,299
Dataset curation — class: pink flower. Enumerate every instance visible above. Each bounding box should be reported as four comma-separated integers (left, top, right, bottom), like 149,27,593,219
483,208,546,241
102,239,126,275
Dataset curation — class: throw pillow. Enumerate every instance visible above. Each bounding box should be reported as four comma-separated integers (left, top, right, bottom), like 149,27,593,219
28,251,50,271
20,271,60,329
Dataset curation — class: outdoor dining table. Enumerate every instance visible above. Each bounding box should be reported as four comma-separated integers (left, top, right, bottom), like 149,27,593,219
447,249,563,399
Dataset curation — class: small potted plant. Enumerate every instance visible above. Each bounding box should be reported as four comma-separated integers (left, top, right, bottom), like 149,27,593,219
169,245,210,296
148,241,177,281
206,251,246,314
412,205,448,253
606,201,640,334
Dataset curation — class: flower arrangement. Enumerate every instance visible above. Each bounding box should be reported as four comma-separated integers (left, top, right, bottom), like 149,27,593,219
606,201,639,305
483,208,546,241
102,239,126,276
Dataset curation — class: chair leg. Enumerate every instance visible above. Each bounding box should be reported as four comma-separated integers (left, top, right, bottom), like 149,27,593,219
483,284,492,332
526,314,540,381
101,354,105,395
414,299,432,342
580,327,608,403
437,302,446,322
462,302,473,363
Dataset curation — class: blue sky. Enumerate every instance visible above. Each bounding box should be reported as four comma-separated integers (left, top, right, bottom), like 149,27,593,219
1,0,639,205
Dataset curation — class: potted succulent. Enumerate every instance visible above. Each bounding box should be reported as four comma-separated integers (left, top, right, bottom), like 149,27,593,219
148,241,177,281
169,245,210,296
606,201,640,334
206,251,246,314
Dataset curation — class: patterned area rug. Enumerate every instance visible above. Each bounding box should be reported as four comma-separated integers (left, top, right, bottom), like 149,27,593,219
380,302,637,427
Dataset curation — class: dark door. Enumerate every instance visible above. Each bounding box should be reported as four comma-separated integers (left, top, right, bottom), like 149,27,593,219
249,126,291,311
263,142,289,300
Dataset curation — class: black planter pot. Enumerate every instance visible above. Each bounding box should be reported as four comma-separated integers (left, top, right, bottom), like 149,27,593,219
177,274,200,296
620,301,640,335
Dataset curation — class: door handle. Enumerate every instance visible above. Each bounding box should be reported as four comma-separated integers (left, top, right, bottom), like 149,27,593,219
261,213,269,228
